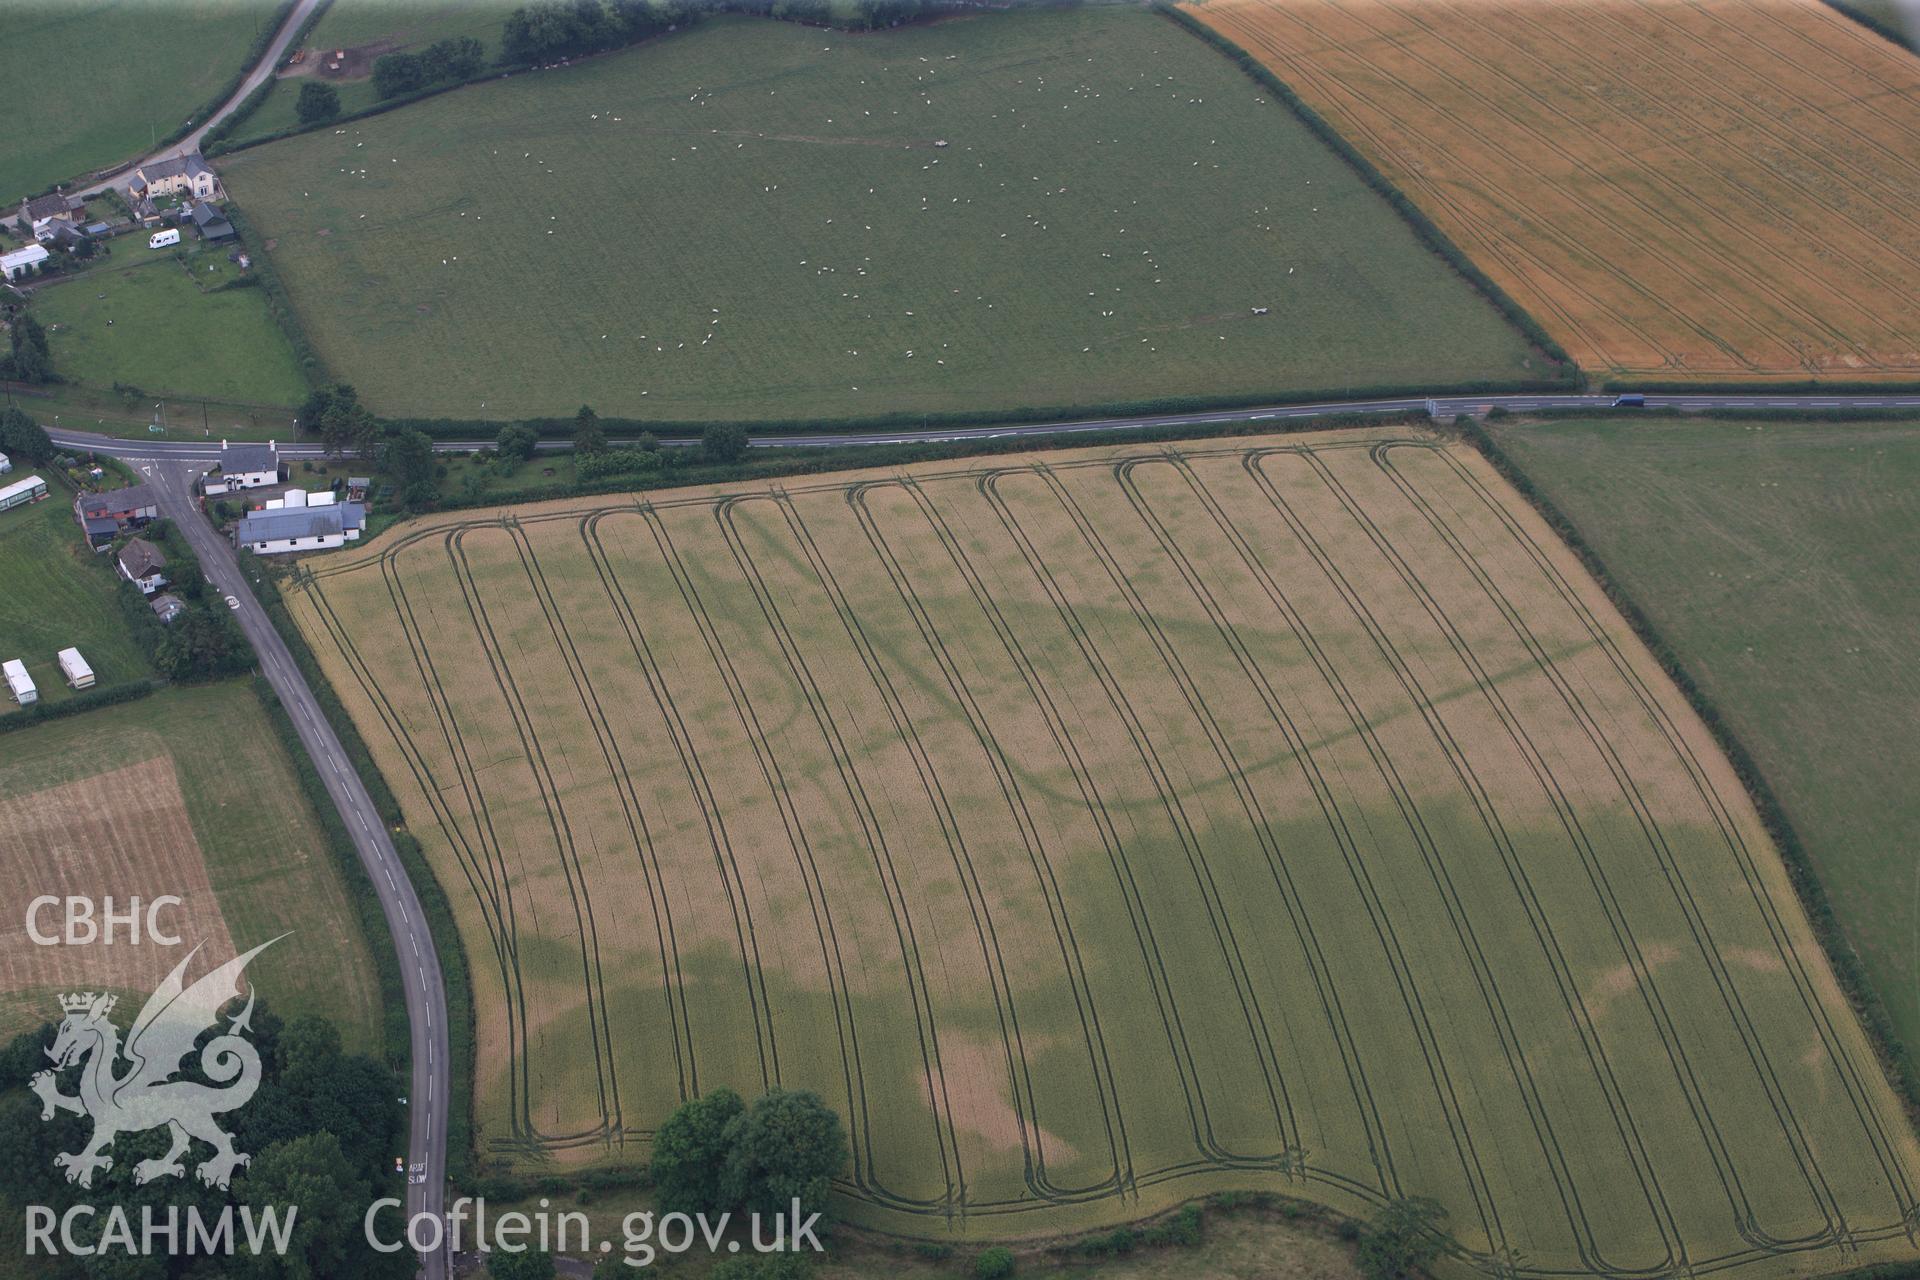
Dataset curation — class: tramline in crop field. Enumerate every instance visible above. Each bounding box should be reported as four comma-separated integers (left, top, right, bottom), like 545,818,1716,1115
286,429,1920,1274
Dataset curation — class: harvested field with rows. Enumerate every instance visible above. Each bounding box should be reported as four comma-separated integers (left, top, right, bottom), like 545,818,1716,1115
1185,0,1920,383
287,428,1920,1271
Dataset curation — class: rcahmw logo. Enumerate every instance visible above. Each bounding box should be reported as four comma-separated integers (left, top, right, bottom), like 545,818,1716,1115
23,936,300,1259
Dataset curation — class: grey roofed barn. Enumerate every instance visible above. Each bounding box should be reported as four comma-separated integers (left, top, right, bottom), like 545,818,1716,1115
234,502,365,544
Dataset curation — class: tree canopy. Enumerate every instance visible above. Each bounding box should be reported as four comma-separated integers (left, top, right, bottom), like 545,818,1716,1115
0,405,55,462
702,422,749,465
651,1086,745,1215
2,311,57,384
1357,1196,1449,1280
573,404,608,456
295,81,340,125
721,1088,848,1220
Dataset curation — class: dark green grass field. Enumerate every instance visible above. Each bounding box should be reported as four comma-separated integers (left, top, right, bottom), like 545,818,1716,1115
0,474,150,710
0,0,266,200
33,250,308,407
222,7,1543,423
1489,416,1920,1059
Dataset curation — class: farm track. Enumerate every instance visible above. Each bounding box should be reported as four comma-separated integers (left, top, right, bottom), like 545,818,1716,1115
287,432,1920,1272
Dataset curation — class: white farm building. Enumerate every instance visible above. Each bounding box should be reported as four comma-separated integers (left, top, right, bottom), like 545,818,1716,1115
0,243,50,281
233,489,365,555
203,440,282,495
0,474,48,513
57,648,94,689
4,658,36,705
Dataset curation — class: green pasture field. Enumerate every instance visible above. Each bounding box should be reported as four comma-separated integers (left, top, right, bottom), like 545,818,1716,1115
221,7,1543,423
1488,416,1920,1065
236,0,518,143
1832,0,1918,45
0,681,385,1051
0,380,298,443
0,0,267,200
0,473,150,710
288,426,1920,1273
32,249,308,408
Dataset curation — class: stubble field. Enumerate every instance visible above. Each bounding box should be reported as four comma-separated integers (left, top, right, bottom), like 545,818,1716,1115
0,684,384,1049
287,428,1920,1274
1185,0,1920,383
219,7,1543,423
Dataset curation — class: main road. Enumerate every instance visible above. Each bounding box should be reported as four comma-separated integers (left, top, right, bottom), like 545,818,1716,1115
135,458,450,1280
60,385,1914,1279
48,389,1920,462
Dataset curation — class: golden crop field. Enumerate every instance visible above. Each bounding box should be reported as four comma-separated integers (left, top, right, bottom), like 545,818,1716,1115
1184,0,1920,383
287,430,1920,1274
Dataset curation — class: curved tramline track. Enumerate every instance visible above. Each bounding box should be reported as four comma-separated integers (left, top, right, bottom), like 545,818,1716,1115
284,429,1920,1275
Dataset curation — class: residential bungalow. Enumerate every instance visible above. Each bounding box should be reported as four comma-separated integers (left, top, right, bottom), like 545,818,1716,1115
203,440,281,494
183,201,235,242
1,243,50,281
57,648,94,690
3,658,36,705
18,191,83,231
128,153,220,203
149,593,186,624
75,484,158,548
38,220,90,252
117,538,168,594
0,474,47,512
233,489,365,555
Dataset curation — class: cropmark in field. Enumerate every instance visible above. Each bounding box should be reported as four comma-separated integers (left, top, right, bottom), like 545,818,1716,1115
218,7,1543,423
287,428,1920,1275
1185,0,1920,383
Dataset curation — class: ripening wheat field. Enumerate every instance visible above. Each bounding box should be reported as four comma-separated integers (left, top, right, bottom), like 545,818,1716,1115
287,429,1920,1275
1185,0,1920,382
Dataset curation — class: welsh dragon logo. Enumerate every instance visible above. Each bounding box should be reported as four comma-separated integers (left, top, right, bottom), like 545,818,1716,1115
30,938,282,1191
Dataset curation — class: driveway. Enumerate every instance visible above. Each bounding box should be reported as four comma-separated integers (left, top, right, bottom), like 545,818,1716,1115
75,0,327,200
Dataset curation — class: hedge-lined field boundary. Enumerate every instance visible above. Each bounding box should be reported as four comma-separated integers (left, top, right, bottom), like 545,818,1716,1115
249,671,408,1063
377,378,1565,443
0,678,161,735
1603,376,1920,394
1457,416,1920,1125
1156,2,1579,382
1821,0,1918,50
419,409,1432,516
251,562,476,1181
201,0,337,151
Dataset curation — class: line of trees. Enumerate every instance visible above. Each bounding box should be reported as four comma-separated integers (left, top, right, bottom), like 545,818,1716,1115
304,384,439,512
372,36,488,100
